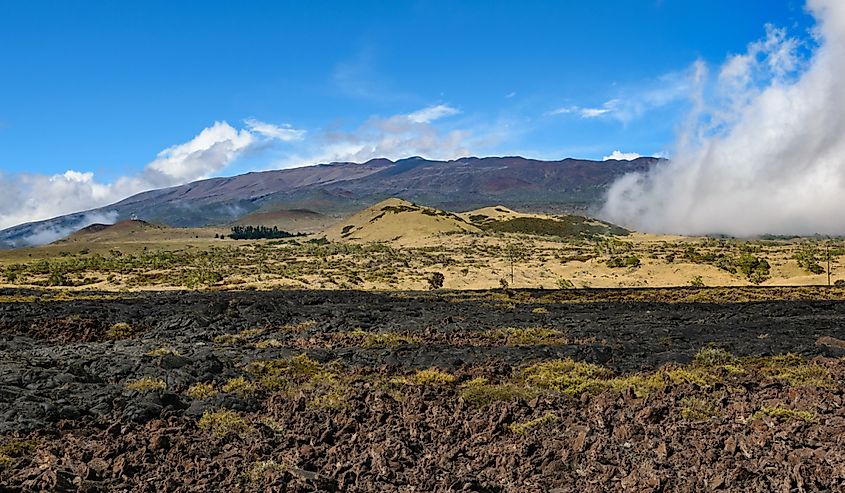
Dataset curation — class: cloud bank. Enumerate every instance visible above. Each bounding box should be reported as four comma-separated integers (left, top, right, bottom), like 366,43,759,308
0,119,299,229
603,0,845,236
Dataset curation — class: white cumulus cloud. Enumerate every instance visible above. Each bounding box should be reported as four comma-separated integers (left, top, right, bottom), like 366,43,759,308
603,150,642,161
0,120,298,230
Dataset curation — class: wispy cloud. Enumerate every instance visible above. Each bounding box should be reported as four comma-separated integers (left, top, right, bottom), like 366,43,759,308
244,118,306,142
279,104,473,167
331,47,410,102
406,104,461,123
549,64,702,123
548,100,619,119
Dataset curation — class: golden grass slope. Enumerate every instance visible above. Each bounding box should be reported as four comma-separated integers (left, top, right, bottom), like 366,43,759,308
321,198,480,245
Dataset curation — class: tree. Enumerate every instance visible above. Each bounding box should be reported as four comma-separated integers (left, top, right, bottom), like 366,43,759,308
428,272,445,290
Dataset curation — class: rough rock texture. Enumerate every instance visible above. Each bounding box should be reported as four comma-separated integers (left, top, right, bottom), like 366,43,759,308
1,288,845,491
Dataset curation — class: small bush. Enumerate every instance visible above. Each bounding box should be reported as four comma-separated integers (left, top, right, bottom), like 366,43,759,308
556,278,575,289
607,256,641,268
484,327,567,346
106,322,135,340
679,397,720,421
186,382,217,399
689,275,705,287
222,376,260,396
428,272,445,290
0,440,38,469
198,409,253,438
145,347,180,357
693,347,735,366
125,377,166,392
242,460,287,483
460,377,537,405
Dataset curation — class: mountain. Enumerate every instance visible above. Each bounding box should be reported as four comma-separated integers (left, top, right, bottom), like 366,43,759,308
0,156,659,248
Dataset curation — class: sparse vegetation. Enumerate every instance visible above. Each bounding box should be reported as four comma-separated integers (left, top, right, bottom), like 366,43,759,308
483,327,567,346
145,347,180,357
508,412,559,434
0,440,38,469
393,368,456,387
125,377,166,392
460,377,537,405
186,382,217,399
556,278,575,289
679,397,721,421
689,275,705,287
197,409,253,438
751,406,815,423
242,460,287,483
428,271,445,289
794,244,825,274
107,322,135,340
222,376,260,395
344,329,421,348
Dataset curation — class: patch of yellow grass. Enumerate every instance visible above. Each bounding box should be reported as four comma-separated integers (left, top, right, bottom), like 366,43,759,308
751,406,815,423
106,322,134,340
460,377,537,405
484,327,567,346
197,409,253,438
125,377,166,392
509,412,559,434
186,382,217,399
222,376,260,396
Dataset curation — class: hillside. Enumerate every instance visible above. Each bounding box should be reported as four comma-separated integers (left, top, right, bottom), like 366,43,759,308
230,208,336,233
461,206,629,238
0,156,659,248
322,198,480,244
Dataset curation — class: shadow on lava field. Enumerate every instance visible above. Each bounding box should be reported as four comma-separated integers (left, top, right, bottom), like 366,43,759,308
2,288,845,491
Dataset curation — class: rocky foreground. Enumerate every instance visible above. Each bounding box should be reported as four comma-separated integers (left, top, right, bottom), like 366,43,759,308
2,288,845,491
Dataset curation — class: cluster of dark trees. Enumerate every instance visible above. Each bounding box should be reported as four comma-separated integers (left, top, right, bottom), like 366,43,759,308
226,225,302,240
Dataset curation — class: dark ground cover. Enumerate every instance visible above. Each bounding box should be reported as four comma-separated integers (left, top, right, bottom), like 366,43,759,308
1,288,845,491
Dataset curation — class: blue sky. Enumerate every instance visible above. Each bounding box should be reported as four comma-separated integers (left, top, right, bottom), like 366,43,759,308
0,1,818,227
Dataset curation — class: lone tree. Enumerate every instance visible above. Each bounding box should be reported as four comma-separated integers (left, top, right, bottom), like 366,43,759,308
428,272,445,290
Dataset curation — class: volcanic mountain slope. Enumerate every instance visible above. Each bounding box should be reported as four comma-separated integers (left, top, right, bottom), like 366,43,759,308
0,156,659,248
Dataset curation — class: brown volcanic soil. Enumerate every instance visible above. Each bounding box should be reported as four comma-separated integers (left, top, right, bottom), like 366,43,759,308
1,288,845,491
